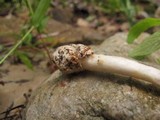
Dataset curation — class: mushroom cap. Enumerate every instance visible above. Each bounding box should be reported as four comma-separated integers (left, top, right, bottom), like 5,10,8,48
52,44,93,73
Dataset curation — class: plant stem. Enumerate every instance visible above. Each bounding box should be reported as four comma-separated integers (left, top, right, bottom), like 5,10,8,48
0,26,34,65
81,54,160,86
25,0,34,15
52,44,160,87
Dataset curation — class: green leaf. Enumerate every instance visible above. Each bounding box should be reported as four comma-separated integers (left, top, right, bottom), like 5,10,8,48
129,31,160,57
31,0,51,27
37,16,49,33
23,32,33,46
24,0,34,15
17,52,33,69
0,45,4,52
127,18,160,44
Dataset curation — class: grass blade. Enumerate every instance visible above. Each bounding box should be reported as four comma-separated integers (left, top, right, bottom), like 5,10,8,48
18,52,33,69
0,26,34,64
31,0,51,27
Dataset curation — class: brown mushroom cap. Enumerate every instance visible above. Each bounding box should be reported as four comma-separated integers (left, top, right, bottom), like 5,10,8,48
52,44,94,73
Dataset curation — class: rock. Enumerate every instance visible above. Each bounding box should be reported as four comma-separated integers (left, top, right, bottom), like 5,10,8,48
77,18,90,27
45,19,106,46
25,33,160,120
51,7,74,24
0,15,24,34
0,15,24,48
96,32,160,66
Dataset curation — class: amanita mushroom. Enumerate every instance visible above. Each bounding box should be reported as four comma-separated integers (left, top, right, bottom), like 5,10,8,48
52,44,160,87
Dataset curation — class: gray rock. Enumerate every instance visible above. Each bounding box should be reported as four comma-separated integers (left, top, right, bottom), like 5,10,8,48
25,33,160,120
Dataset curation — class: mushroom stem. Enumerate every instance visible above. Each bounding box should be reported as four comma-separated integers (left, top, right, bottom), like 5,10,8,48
81,54,160,86
52,44,160,87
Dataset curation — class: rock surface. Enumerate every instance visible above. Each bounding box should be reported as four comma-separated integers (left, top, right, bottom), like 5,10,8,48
25,33,160,120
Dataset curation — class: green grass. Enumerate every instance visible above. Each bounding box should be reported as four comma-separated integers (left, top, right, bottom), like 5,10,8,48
0,0,51,68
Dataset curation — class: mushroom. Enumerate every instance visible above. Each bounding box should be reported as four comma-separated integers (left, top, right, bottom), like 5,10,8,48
52,44,160,87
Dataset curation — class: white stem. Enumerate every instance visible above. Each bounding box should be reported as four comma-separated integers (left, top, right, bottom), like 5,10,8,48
81,54,160,86
52,44,160,87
